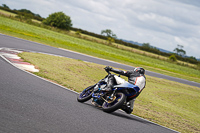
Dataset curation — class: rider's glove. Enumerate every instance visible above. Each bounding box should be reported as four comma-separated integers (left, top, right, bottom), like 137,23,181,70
104,66,112,71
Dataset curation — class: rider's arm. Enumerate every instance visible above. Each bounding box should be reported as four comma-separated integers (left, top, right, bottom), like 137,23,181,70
110,68,129,76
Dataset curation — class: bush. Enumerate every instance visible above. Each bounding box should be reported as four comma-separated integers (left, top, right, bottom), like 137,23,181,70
107,37,115,44
75,30,81,36
169,54,177,62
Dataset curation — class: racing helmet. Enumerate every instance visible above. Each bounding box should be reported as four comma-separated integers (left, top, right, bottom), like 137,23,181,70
134,67,145,75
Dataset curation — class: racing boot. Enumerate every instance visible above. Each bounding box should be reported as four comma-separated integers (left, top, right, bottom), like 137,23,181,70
121,105,133,114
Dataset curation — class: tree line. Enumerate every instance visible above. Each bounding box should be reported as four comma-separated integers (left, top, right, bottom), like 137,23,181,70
0,4,44,21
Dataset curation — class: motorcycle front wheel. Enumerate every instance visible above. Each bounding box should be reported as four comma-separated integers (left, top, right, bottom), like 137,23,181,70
102,92,126,113
77,85,94,103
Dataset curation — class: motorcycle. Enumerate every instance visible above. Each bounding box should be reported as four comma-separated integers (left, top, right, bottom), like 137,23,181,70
77,68,140,113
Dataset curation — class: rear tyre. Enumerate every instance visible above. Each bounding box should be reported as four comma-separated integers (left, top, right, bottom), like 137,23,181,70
77,85,94,103
102,92,126,113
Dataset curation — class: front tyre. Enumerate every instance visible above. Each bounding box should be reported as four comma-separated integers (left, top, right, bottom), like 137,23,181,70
77,85,94,103
102,92,126,113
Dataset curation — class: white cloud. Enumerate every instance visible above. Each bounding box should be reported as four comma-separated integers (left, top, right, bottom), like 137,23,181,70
0,0,200,58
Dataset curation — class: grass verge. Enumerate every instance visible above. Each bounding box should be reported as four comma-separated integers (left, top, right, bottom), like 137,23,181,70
0,15,200,83
19,52,200,133
0,9,17,17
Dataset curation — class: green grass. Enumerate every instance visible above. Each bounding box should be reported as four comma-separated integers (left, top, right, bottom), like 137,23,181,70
19,52,200,133
0,15,200,83
0,9,42,23
0,9,17,17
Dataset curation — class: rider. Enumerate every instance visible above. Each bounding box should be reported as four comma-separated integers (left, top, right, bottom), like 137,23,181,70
103,66,146,114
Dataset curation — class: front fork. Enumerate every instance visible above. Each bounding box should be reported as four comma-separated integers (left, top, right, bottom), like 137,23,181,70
93,88,116,103
101,88,118,103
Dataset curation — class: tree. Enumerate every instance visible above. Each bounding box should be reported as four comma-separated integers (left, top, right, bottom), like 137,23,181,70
43,12,72,30
142,43,151,48
101,29,117,44
101,29,117,39
189,56,197,61
17,9,33,14
173,44,186,57
2,4,9,9
16,9,34,19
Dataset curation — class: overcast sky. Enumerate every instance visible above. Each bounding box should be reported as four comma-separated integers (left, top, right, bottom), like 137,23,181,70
1,0,200,58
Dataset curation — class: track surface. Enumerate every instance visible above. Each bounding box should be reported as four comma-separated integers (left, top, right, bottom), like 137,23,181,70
0,34,199,88
0,54,176,133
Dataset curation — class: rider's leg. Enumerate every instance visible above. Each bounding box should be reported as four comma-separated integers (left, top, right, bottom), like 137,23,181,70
121,98,135,114
129,98,135,110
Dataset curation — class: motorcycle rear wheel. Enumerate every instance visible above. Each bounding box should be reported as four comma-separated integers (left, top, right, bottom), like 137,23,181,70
77,85,94,103
102,92,126,113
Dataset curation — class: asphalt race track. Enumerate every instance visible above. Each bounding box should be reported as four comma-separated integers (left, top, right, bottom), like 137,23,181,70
0,34,199,88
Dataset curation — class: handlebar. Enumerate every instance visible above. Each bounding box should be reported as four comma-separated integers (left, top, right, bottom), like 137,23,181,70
104,67,111,74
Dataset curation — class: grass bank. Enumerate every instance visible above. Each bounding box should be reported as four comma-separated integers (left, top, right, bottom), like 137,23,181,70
0,15,200,83
0,9,17,17
19,52,200,133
